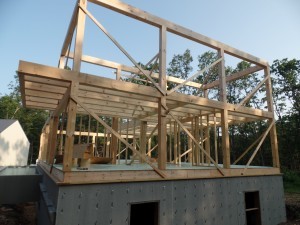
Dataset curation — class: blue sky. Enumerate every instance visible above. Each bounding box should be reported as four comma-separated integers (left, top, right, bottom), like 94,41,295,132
0,0,299,96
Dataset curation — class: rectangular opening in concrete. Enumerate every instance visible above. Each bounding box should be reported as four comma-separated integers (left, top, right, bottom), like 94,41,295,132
130,201,159,225
245,191,261,225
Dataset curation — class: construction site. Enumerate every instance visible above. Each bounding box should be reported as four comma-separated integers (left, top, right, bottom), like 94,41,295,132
1,0,287,224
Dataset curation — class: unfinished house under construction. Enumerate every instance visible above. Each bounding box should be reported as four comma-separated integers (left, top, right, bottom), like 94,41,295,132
16,0,286,224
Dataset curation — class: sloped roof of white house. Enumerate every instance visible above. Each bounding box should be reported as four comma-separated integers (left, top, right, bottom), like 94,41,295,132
0,119,18,133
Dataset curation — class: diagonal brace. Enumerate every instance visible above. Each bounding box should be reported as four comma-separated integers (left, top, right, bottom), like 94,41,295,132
71,94,166,178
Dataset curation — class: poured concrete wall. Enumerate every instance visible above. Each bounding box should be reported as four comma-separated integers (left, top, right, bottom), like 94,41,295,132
38,168,286,225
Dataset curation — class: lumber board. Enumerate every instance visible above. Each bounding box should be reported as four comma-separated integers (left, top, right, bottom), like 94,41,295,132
67,53,204,89
204,65,263,90
88,0,268,66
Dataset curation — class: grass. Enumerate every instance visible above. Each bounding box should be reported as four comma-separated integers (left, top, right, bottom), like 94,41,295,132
283,170,300,193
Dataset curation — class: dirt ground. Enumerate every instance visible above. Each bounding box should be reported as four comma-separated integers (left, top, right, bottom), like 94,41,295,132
0,194,299,225
0,203,36,225
279,193,300,225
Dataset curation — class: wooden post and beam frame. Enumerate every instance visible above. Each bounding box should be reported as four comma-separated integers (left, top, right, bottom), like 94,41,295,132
18,0,282,178
63,0,87,172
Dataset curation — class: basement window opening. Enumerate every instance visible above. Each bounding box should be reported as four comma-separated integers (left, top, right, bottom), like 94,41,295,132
130,201,159,225
245,191,262,225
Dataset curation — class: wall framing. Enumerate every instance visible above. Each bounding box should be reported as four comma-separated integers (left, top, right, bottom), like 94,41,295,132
18,0,280,184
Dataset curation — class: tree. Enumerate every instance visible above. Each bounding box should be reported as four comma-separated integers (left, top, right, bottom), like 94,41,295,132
0,75,48,164
271,58,300,170
167,49,193,93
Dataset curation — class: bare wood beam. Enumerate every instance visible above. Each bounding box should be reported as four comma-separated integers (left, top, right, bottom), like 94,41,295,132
88,0,268,66
18,61,162,98
233,131,265,165
73,0,87,71
237,75,269,107
167,57,222,95
52,87,71,117
264,67,280,167
242,121,275,174
60,1,79,59
67,53,204,89
139,121,147,163
204,65,263,90
158,25,167,170
110,117,119,164
63,82,79,171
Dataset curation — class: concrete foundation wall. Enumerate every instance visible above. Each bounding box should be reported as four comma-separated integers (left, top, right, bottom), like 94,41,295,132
43,175,285,225
36,166,286,225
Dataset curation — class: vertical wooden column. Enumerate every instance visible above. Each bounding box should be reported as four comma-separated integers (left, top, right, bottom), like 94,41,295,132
38,130,46,161
169,120,173,162
148,138,152,157
63,0,87,172
194,116,200,165
177,124,181,165
46,116,59,164
205,115,211,165
139,121,147,163
200,115,204,164
264,66,280,167
110,117,119,164
174,121,178,164
158,25,167,170
218,49,230,168
63,82,79,171
43,124,50,161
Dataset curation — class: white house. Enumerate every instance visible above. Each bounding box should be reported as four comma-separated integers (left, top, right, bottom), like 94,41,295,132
0,119,30,166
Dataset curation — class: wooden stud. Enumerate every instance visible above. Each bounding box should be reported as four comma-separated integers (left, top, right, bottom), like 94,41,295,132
111,117,119,164
78,115,82,144
47,116,59,165
174,121,178,164
194,116,200,165
205,115,211,165
139,121,147,163
177,123,181,165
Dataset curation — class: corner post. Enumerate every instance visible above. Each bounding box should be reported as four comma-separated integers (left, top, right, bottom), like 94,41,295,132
218,49,230,168
63,0,87,172
264,66,280,167
158,25,167,170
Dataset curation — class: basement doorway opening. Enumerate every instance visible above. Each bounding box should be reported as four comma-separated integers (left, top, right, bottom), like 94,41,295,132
130,201,159,225
245,191,262,225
